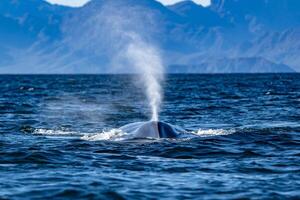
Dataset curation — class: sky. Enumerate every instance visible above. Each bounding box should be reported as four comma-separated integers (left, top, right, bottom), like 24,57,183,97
46,0,211,7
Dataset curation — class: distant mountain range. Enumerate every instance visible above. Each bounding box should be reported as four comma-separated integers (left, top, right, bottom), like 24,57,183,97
0,0,299,73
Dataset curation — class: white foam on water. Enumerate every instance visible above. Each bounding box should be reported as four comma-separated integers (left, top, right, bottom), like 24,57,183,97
192,128,235,137
33,128,129,141
33,128,77,136
32,126,235,141
81,129,127,141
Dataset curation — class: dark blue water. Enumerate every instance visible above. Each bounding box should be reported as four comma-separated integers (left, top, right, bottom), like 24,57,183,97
0,74,299,199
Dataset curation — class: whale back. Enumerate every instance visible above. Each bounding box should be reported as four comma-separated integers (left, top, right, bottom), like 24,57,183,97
157,121,178,138
120,121,179,139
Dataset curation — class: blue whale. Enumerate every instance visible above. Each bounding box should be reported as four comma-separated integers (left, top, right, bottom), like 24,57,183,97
119,121,183,139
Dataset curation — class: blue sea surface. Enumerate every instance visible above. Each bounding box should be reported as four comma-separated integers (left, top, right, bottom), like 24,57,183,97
0,74,299,199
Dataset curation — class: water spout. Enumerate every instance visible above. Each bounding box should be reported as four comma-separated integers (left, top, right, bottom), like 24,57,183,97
125,33,164,121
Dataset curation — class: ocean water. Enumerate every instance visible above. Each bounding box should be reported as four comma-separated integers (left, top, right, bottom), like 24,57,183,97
0,74,299,199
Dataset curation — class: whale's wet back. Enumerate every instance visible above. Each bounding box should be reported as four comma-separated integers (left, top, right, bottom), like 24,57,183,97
119,121,181,139
157,121,178,138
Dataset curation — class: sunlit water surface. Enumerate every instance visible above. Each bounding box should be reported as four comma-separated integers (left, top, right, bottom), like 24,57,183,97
0,74,299,199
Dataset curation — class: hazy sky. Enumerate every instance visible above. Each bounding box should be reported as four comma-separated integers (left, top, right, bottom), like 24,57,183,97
46,0,211,7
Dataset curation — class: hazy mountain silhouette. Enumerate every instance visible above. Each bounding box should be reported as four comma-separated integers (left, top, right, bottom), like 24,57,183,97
168,0,226,27
0,0,298,73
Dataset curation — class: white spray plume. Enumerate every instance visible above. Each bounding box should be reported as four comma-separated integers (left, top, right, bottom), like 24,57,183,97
124,33,164,121
100,2,165,121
